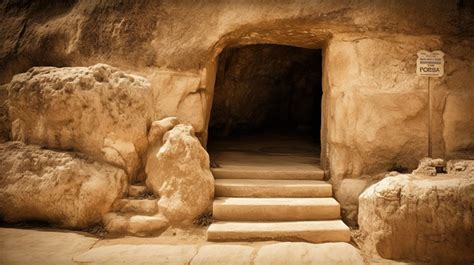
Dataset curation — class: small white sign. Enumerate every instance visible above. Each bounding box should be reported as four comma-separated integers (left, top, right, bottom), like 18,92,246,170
416,50,445,77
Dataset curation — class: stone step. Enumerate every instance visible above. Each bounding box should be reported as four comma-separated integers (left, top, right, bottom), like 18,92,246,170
112,199,158,215
103,213,168,237
207,220,350,243
213,197,340,221
128,185,148,197
211,168,324,180
215,179,332,197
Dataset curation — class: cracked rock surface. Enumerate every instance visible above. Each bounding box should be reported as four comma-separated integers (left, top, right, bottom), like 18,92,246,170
0,142,128,228
0,227,364,265
358,161,474,264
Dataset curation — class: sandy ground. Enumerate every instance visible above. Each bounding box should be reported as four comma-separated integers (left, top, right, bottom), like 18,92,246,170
0,226,373,265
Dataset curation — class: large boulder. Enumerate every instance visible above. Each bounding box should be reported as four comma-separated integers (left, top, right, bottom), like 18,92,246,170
146,120,214,223
7,64,151,179
0,142,127,228
335,178,369,227
358,164,474,264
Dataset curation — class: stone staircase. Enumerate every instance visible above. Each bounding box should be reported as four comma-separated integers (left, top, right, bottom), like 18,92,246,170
103,184,167,237
207,166,351,243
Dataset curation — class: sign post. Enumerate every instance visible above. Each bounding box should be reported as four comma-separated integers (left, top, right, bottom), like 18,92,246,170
416,50,445,158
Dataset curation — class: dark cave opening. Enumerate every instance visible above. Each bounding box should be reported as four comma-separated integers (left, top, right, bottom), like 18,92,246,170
208,44,323,153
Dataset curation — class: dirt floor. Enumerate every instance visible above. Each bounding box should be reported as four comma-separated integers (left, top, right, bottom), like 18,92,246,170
0,226,420,265
0,225,364,265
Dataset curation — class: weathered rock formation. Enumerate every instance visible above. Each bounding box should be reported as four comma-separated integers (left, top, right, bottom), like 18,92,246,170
7,64,151,179
412,157,447,176
0,1,473,195
358,160,474,264
0,84,9,142
335,178,370,227
0,142,127,228
146,119,214,223
0,1,473,250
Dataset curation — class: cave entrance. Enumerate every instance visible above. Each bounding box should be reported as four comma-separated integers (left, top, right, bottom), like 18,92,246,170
207,44,323,171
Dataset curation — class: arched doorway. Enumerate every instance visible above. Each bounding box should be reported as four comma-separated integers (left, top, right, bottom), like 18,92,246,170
207,44,324,172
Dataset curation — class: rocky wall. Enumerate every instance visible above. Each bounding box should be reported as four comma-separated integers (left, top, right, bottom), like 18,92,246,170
1,0,472,86
0,0,473,228
326,35,474,191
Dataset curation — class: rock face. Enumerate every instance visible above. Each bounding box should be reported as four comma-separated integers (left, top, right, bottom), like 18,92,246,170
0,142,127,228
412,157,447,176
358,165,474,264
0,84,9,142
146,120,214,223
0,0,473,232
335,178,369,227
7,64,151,179
1,1,472,85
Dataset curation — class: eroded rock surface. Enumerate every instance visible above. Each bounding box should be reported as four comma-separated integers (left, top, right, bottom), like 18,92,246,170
0,84,9,142
412,157,447,176
358,164,474,264
7,64,151,179
335,178,369,227
326,36,474,190
1,228,98,265
254,242,364,265
191,245,255,265
146,121,214,223
0,142,127,228
74,244,198,265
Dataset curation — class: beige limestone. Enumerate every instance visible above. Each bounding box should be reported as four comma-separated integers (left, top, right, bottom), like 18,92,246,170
412,157,446,176
190,245,255,265
112,199,159,215
0,142,127,228
208,220,350,243
146,123,214,223
326,35,474,188
358,169,474,264
1,1,471,85
254,242,364,265
0,227,364,265
0,84,9,142
211,167,325,180
213,197,340,221
128,215,168,237
148,71,207,134
0,228,97,265
6,64,150,179
443,94,474,157
326,36,430,186
74,244,198,265
0,1,472,241
211,151,324,180
447,159,474,175
335,178,369,226
102,213,168,237
103,212,129,236
215,179,332,197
